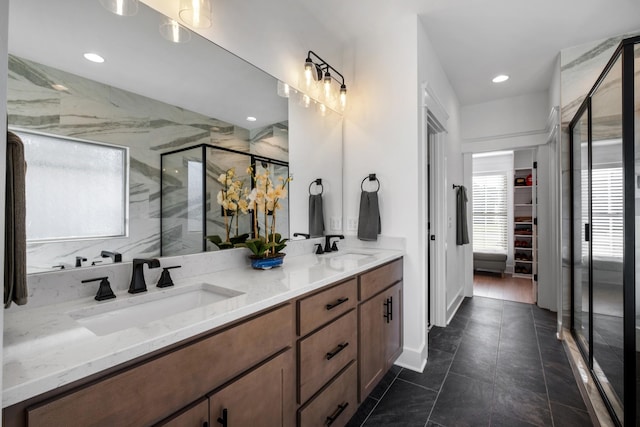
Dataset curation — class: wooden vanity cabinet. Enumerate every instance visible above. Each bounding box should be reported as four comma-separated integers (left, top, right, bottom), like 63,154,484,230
156,399,209,427
10,304,293,427
358,259,403,400
209,350,294,427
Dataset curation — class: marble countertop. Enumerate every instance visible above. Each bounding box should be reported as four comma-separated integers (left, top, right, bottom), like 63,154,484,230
2,248,403,408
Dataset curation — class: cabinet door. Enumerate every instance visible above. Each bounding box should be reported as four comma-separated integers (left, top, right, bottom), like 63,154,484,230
209,350,294,427
384,282,403,370
358,291,386,400
157,399,209,427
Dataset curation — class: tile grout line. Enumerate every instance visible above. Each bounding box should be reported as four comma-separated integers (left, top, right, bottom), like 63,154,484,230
358,368,402,426
423,307,468,426
487,299,505,426
533,306,556,427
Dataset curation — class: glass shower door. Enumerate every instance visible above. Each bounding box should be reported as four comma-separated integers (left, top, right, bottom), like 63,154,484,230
572,109,591,356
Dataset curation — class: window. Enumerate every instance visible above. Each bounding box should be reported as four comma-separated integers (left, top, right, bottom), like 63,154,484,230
473,173,508,253
582,167,623,258
17,130,128,242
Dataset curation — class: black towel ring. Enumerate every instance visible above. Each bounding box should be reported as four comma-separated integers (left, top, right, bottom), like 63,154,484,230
309,178,323,195
361,174,380,192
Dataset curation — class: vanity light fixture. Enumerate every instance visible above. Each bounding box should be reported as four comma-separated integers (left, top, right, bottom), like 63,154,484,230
492,74,509,83
303,50,347,110
99,0,138,16
179,0,212,29
160,17,191,43
83,53,105,63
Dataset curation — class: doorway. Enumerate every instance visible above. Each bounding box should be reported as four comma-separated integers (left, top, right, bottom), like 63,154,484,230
470,150,537,305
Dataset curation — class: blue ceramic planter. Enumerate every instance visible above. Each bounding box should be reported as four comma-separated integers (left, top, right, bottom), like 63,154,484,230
249,254,285,270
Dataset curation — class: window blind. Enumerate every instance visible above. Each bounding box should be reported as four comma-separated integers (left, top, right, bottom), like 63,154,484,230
588,167,623,258
472,173,508,253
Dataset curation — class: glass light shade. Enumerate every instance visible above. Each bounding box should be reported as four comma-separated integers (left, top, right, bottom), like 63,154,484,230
303,94,311,108
277,81,290,98
339,85,347,110
160,18,191,43
179,0,212,28
99,0,138,16
323,72,332,97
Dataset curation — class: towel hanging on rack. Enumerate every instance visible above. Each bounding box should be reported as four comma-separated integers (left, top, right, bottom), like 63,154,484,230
455,185,469,245
5,131,28,308
309,179,324,237
358,174,381,241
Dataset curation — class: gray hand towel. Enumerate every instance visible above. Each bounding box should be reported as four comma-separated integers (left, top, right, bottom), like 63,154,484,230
5,131,28,308
357,191,381,241
456,185,469,245
309,194,324,237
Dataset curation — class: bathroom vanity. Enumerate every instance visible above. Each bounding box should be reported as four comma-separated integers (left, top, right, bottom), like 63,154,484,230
2,251,403,426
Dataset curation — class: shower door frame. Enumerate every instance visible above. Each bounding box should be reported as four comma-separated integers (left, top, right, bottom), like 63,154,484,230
568,35,638,427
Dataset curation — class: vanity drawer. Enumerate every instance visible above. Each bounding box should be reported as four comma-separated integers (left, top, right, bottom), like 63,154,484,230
298,361,357,427
298,278,357,336
26,304,293,427
298,310,357,403
359,258,403,301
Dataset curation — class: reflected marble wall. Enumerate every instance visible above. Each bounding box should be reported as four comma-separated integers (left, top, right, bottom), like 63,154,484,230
7,55,288,273
559,31,639,327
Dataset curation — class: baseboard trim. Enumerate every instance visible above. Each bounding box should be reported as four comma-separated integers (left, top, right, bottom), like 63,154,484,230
394,342,427,373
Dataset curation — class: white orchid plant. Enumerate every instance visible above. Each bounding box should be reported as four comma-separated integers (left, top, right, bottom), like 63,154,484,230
207,165,292,257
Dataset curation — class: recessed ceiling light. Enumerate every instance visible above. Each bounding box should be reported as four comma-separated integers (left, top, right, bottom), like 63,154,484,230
246,116,257,122
51,84,68,91
492,74,509,83
84,53,105,63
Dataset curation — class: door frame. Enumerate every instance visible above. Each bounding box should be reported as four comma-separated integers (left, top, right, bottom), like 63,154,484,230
420,83,448,328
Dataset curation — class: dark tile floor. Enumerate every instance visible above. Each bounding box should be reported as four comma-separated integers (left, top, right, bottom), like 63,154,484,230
346,296,592,427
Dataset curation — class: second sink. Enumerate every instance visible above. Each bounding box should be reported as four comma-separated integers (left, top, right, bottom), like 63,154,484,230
69,283,244,336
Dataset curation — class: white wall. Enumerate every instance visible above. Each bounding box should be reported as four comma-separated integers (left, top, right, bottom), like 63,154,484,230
342,14,424,369
416,20,467,323
0,0,9,413
461,92,549,153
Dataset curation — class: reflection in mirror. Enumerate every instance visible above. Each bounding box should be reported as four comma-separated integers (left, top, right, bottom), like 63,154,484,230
14,129,128,242
8,0,289,273
160,146,289,257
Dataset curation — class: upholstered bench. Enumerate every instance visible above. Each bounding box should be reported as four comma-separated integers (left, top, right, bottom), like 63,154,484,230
473,252,507,277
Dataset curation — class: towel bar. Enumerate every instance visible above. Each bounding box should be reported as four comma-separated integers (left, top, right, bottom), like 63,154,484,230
361,174,380,192
309,178,323,195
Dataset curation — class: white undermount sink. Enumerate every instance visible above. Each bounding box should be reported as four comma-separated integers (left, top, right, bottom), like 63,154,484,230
326,251,377,261
68,283,244,336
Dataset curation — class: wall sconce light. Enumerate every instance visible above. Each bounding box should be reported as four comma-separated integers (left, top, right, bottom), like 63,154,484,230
179,0,212,29
99,0,138,16
304,50,347,110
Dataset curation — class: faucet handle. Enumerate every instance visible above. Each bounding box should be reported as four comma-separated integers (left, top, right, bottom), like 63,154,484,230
315,244,324,255
82,276,116,301
157,266,181,288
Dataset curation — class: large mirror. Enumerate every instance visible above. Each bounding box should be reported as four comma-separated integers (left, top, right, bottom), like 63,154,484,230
7,0,343,273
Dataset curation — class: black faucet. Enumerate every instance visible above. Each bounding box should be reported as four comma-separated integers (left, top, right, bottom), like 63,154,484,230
101,250,122,263
157,266,181,288
75,256,87,267
82,276,116,301
324,234,345,253
129,258,161,294
293,232,311,239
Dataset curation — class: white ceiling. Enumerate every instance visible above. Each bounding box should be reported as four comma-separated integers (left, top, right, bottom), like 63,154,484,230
8,0,288,129
297,0,640,106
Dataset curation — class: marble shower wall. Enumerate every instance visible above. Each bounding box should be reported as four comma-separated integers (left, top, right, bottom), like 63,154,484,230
559,31,639,327
7,55,288,273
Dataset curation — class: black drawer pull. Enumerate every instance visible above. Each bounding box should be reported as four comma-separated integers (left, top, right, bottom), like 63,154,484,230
326,342,349,360
217,408,228,427
388,296,393,321
383,299,390,323
326,297,349,310
326,402,349,426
